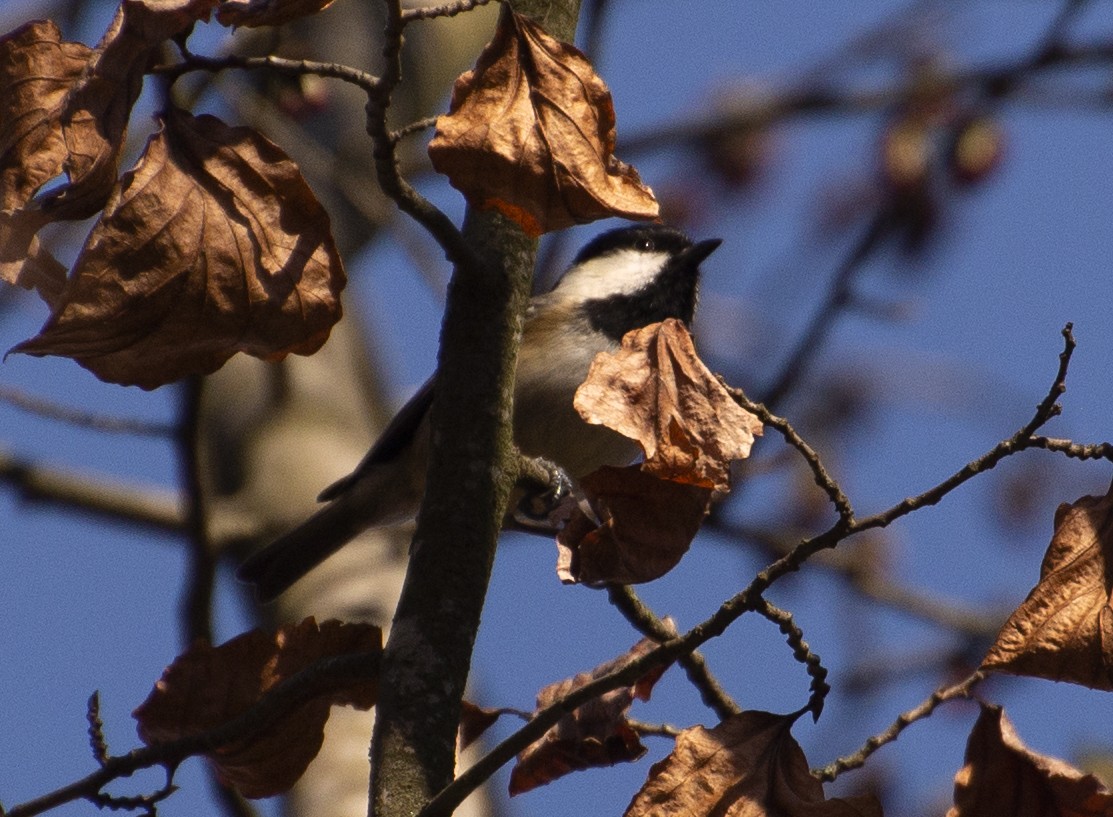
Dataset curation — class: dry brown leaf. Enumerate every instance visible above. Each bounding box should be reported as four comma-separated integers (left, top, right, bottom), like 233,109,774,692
42,0,217,219
982,482,1113,690
556,465,712,586
574,319,763,492
427,7,658,236
0,20,92,211
0,3,217,302
10,108,346,388
0,209,66,305
947,704,1113,817
624,711,882,817
217,0,336,27
459,700,506,751
134,618,381,799
510,628,675,795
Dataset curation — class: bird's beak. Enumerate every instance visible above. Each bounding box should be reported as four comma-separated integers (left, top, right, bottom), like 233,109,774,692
683,238,723,267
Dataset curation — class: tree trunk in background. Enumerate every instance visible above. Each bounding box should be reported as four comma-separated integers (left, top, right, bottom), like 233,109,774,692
197,3,500,816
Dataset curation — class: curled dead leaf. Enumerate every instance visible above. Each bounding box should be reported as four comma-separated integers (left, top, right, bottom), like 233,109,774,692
947,704,1113,817
428,7,658,236
11,109,346,388
217,0,337,28
41,0,218,219
556,465,712,586
982,481,1113,690
0,209,66,305
0,20,92,211
510,628,676,795
624,711,881,817
459,700,506,751
0,3,217,302
134,618,381,799
574,318,763,492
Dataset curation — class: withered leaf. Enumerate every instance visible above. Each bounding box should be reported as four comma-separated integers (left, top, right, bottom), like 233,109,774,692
0,209,66,305
982,482,1113,690
11,109,346,389
428,7,658,236
0,20,92,212
574,319,763,492
556,465,712,586
947,704,1113,817
459,700,507,751
21,0,217,221
624,711,882,817
134,618,381,799
510,629,675,795
1,3,217,303
217,0,337,28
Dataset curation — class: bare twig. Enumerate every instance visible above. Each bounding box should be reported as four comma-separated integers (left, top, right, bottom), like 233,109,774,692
0,449,183,532
4,652,380,817
0,385,173,437
753,599,830,719
401,0,496,23
1027,437,1113,462
152,51,380,93
627,719,683,739
606,585,741,720
813,671,984,781
710,519,1003,638
758,210,890,411
364,0,475,269
176,378,215,647
621,39,1113,157
847,325,1074,537
391,115,440,142
725,388,854,525
86,692,109,768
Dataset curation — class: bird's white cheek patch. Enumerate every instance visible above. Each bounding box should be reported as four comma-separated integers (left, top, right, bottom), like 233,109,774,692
555,249,671,300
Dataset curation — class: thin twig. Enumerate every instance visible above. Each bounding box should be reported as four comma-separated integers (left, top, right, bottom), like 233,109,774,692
725,388,854,525
0,385,174,437
1027,437,1113,462
759,210,890,411
606,585,741,720
813,671,984,781
848,325,1074,538
86,692,109,768
620,39,1113,157
4,652,381,817
753,599,830,720
176,378,215,647
0,449,183,532
401,0,496,23
627,719,683,739
709,519,1003,638
391,115,440,142
152,52,380,93
364,1,475,269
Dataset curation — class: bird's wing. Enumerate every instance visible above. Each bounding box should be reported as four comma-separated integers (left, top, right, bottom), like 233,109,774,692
316,377,435,502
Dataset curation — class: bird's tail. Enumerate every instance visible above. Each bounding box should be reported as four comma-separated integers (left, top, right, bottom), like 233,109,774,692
237,498,371,603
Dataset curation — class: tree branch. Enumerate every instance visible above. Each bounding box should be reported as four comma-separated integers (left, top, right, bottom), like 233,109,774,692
606,584,741,720
4,652,380,817
420,325,1079,813
813,671,984,782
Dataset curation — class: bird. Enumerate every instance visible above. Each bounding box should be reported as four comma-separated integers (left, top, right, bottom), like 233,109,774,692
238,224,722,601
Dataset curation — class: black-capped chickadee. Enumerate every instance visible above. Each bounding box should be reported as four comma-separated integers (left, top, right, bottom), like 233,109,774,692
238,224,722,601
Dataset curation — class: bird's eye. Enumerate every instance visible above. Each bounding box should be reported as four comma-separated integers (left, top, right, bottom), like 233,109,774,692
637,238,655,252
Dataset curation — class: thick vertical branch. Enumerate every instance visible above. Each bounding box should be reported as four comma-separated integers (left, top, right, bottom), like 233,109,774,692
367,4,583,817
